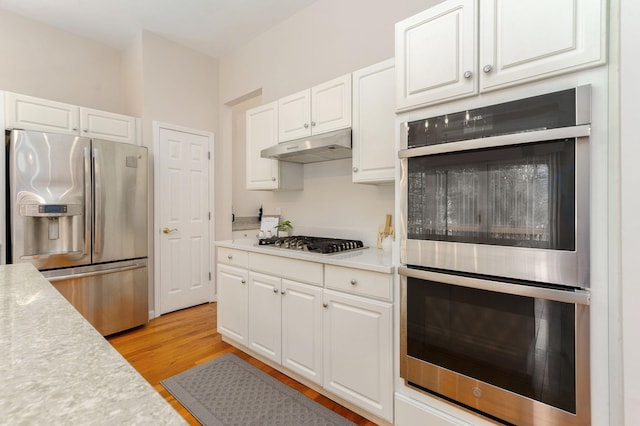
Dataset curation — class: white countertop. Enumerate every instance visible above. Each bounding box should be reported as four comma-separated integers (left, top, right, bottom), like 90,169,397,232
0,263,186,425
215,239,394,274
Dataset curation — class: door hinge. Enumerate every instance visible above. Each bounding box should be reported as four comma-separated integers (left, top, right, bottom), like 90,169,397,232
209,272,212,280
209,211,211,220
208,151,211,160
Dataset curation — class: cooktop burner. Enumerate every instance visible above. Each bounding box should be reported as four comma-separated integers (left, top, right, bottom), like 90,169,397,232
258,235,365,254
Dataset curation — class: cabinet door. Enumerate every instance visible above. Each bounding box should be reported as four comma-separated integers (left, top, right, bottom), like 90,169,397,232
395,0,477,111
352,59,396,184
217,264,249,345
323,289,393,422
278,89,311,142
281,279,323,385
246,102,279,190
5,92,80,135
311,74,352,135
248,272,282,363
80,107,137,144
479,0,606,92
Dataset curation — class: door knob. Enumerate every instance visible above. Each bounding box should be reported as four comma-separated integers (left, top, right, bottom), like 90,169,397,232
162,227,178,234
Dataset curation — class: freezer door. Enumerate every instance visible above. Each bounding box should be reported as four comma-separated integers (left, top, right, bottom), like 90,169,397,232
8,130,91,269
44,259,149,336
92,139,148,263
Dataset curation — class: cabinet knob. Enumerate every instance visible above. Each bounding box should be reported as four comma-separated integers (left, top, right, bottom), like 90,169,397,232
83,129,89,133
227,254,233,260
311,121,316,127
281,290,286,295
323,303,329,309
241,279,246,284
273,287,279,294
463,70,473,79
72,127,78,131
352,167,358,173
272,177,276,182
350,279,357,286
304,123,309,129
483,64,493,73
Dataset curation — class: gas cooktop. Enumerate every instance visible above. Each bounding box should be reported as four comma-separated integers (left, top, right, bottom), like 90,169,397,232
258,235,366,254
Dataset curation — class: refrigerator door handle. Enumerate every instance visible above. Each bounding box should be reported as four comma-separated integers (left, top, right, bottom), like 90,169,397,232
46,262,147,282
93,147,103,256
84,145,92,258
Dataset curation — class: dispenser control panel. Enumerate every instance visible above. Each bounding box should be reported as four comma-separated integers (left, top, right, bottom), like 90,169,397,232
39,205,67,214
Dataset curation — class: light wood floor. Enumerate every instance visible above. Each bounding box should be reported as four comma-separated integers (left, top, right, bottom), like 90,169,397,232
107,302,376,425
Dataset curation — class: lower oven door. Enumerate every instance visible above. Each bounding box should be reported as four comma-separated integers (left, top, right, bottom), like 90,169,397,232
399,267,590,426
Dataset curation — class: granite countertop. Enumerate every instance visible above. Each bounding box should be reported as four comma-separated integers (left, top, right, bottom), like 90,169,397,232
0,263,186,425
215,239,394,274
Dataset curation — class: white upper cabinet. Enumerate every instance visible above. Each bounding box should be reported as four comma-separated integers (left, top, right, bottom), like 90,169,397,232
395,0,477,111
4,92,138,144
352,59,396,184
245,101,303,191
5,92,80,135
278,74,351,142
278,90,311,142
79,107,137,144
396,0,606,111
246,102,280,190
479,0,606,92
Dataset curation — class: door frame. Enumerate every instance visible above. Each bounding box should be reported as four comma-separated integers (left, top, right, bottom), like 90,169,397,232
152,121,215,318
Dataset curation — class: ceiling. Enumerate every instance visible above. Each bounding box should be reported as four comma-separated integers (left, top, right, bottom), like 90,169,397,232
0,0,319,58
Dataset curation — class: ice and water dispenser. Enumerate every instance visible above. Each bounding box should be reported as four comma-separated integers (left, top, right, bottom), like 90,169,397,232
17,202,85,258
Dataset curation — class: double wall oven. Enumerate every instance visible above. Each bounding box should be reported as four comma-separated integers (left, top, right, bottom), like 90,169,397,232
398,87,592,425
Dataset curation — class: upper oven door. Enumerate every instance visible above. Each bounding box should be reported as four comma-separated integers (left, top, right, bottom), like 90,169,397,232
399,87,591,288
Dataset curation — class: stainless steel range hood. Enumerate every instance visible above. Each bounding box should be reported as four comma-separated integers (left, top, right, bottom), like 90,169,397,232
260,128,351,163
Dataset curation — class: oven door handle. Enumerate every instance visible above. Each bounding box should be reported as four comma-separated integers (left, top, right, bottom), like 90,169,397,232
398,266,590,305
398,124,591,158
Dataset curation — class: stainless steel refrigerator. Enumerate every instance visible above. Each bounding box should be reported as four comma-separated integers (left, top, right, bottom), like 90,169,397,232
7,129,149,336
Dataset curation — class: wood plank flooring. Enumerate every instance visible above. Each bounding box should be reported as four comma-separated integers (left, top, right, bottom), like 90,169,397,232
107,302,376,425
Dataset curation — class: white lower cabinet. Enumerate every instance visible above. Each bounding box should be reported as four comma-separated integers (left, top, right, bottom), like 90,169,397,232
217,247,393,423
248,271,324,385
217,264,249,346
248,272,282,363
281,279,324,385
323,288,393,422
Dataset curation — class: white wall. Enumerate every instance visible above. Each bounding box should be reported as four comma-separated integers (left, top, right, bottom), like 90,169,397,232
0,9,125,112
217,0,442,243
139,31,219,138
620,1,640,423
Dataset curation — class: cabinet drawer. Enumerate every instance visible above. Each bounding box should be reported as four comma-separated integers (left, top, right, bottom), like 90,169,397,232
250,253,322,286
217,247,249,268
325,265,391,301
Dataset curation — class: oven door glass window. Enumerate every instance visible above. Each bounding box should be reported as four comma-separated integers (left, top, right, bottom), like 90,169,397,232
407,277,576,413
407,139,575,249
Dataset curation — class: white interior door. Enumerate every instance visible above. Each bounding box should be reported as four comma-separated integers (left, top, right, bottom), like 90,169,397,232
156,124,213,315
